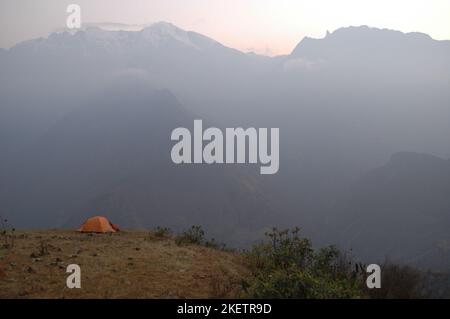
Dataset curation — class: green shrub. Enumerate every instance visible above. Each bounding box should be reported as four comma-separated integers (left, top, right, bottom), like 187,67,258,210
243,227,364,299
247,269,362,299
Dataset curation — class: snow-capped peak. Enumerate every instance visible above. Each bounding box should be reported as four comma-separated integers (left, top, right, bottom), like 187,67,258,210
140,21,199,48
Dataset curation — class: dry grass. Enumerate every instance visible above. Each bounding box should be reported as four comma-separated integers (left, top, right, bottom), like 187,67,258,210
0,230,249,299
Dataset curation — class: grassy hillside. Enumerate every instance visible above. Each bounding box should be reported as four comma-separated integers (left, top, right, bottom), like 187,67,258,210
0,230,247,298
1,227,447,299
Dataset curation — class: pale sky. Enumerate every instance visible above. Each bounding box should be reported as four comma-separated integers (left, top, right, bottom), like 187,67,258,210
1,0,449,55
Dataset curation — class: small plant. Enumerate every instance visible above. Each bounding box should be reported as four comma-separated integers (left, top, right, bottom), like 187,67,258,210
153,226,173,238
30,239,50,258
175,225,205,246
39,239,49,256
0,216,15,249
175,225,228,250
204,238,227,251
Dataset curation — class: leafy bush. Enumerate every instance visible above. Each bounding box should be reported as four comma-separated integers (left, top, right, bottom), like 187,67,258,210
243,227,364,299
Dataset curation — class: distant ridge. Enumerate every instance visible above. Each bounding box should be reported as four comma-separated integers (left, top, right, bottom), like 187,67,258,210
291,25,441,57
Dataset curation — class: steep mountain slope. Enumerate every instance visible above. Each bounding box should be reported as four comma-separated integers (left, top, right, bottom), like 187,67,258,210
0,77,276,244
334,152,450,269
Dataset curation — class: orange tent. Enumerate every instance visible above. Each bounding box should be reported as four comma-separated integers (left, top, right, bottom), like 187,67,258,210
78,216,119,233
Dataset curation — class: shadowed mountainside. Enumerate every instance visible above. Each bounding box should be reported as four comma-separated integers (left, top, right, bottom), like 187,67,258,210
333,152,450,270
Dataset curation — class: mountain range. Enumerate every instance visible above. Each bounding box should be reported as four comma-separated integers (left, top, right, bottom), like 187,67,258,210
0,22,449,267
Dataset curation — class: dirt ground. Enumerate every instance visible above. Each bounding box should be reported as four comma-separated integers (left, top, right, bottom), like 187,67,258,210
0,230,249,299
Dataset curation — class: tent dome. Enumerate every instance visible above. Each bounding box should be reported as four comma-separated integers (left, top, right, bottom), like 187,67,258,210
78,216,119,233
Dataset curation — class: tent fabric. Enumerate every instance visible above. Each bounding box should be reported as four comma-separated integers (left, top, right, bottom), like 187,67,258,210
78,216,118,233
